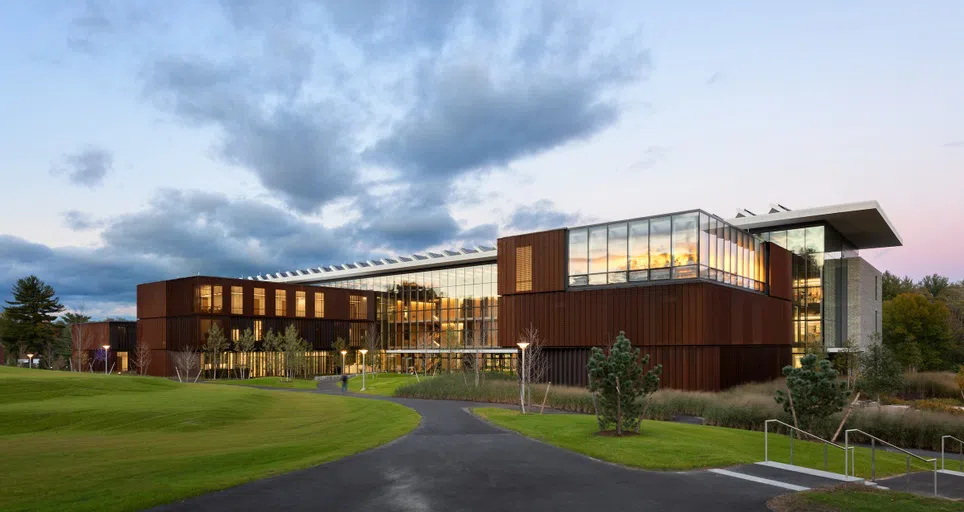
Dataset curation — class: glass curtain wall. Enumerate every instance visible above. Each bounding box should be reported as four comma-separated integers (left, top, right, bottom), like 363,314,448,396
757,224,857,364
568,210,766,292
321,263,507,374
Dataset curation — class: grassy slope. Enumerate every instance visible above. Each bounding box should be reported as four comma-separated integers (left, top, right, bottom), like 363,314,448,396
473,408,919,477
770,485,964,512
349,373,423,396
0,367,419,512
217,376,318,389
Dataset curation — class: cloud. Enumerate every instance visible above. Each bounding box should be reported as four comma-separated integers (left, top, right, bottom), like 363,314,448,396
51,147,112,187
705,71,723,85
62,210,104,231
943,140,964,148
506,200,579,232
628,145,669,172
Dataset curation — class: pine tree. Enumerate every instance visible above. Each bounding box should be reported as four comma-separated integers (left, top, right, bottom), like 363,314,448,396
775,354,849,432
4,276,65,364
587,332,662,436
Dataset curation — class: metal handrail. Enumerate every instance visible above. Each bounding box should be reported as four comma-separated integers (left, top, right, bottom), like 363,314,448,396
942,435,964,472
844,428,937,496
764,419,850,476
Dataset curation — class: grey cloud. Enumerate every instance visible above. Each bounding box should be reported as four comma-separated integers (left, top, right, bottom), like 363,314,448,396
706,71,723,85
944,140,964,148
52,147,112,187
506,200,579,232
63,210,104,231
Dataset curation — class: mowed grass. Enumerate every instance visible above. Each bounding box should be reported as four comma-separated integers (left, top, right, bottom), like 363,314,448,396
769,484,964,512
217,376,319,390
0,367,419,512
349,373,424,396
473,408,920,477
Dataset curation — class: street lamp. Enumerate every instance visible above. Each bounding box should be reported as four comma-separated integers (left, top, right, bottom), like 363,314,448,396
102,345,111,375
359,349,369,391
26,353,34,370
340,349,347,375
517,342,530,414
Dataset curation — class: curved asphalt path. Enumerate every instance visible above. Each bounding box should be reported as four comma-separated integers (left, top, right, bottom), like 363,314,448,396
152,385,788,511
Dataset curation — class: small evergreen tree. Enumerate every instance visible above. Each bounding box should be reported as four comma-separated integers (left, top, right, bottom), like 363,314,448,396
587,332,662,436
775,354,848,432
4,276,65,363
856,339,903,403
203,323,228,380
235,328,257,379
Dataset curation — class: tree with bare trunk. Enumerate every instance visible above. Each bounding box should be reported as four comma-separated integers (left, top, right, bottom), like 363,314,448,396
462,331,485,388
204,323,228,380
173,345,201,383
235,328,257,379
69,320,95,372
134,340,153,376
517,325,549,409
415,331,435,376
281,324,308,381
363,323,381,378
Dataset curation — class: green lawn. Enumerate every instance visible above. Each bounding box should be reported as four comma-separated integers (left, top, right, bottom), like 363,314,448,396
217,376,319,390
473,408,921,477
770,484,964,512
348,373,424,396
0,366,419,512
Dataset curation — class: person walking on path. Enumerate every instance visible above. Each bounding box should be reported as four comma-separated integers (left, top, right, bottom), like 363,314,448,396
340,373,348,393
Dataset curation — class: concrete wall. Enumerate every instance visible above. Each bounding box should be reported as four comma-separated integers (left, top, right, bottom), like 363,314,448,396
846,256,882,349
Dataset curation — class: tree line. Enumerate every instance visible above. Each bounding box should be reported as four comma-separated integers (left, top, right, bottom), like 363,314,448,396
880,271,964,371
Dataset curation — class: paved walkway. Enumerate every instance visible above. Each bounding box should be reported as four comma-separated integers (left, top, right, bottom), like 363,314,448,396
150,387,812,511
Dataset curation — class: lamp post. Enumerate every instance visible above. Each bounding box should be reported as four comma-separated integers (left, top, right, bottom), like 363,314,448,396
517,342,530,414
340,349,347,375
359,349,369,391
26,353,34,370
102,345,111,375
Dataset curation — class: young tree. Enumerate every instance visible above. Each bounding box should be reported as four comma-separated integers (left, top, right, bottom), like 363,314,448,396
856,338,904,404
203,323,229,380
587,331,662,436
235,328,257,379
414,331,435,376
363,323,381,377
56,311,91,371
775,354,849,432
332,336,347,374
4,276,65,363
134,340,153,376
173,345,201,383
833,336,861,390
517,325,549,408
281,324,308,381
263,329,281,376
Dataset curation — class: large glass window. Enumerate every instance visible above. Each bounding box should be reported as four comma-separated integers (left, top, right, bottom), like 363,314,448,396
254,288,265,315
672,212,698,268
231,286,242,314
608,223,628,283
350,295,368,320
568,229,588,276
315,292,325,318
649,216,672,270
275,290,287,316
212,286,222,313
253,320,263,340
295,291,306,317
588,226,607,277
198,285,212,313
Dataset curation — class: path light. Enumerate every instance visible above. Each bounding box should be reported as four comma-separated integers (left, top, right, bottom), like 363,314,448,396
340,350,347,375
359,349,369,391
103,345,111,375
517,342,530,414
26,353,34,370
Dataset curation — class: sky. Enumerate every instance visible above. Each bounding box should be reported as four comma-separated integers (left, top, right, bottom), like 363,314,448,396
1,0,962,318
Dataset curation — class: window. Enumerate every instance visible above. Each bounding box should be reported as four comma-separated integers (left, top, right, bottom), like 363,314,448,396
254,288,265,315
516,245,532,291
672,213,698,267
231,286,243,314
276,290,287,316
198,285,212,313
231,328,240,342
350,295,368,320
608,223,627,283
649,217,671,269
315,292,325,318
253,320,263,340
212,286,222,313
874,276,878,301
296,291,306,317
568,228,588,285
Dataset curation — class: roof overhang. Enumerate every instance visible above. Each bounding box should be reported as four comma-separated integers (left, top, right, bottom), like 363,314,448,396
727,201,902,249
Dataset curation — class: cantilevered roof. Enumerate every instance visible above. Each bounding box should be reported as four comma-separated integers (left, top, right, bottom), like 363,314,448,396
250,245,497,284
727,200,902,249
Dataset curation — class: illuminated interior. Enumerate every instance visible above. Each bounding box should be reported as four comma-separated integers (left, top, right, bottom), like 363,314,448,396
568,210,767,292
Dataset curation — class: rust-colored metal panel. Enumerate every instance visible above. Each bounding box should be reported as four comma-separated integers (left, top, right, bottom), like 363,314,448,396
768,242,793,301
497,229,566,295
137,318,167,350
136,282,167,319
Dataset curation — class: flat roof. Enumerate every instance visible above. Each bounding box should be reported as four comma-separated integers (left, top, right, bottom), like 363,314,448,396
727,200,902,249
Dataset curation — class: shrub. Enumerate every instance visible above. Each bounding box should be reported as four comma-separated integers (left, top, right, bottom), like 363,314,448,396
775,354,849,431
587,332,661,434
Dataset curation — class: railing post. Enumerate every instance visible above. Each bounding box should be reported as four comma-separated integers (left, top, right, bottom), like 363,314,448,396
844,431,849,478
906,455,910,492
871,439,875,482
764,421,768,463
934,461,938,497
959,440,962,473
824,443,828,471
790,432,794,466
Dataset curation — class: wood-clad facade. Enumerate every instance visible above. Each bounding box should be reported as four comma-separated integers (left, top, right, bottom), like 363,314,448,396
497,231,793,391
136,276,375,377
